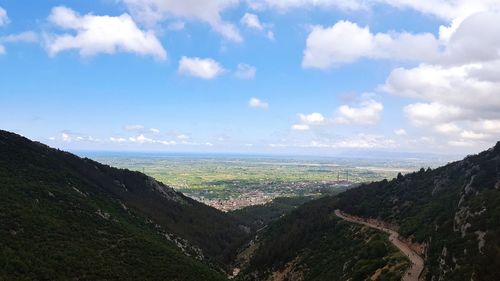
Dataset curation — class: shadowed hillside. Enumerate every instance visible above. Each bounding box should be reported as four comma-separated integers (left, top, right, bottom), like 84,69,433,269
238,195,409,281
0,130,249,280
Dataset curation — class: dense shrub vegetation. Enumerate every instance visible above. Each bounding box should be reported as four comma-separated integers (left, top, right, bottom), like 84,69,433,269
229,196,317,231
0,130,246,280
334,143,500,280
242,142,500,281
240,197,408,281
3,129,499,281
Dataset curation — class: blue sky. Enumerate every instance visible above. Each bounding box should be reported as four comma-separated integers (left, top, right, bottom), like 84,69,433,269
1,0,500,155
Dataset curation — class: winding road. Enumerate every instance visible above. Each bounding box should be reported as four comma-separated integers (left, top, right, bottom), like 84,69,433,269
334,210,424,281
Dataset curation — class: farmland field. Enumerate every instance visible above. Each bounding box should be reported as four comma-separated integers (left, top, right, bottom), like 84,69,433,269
83,152,448,210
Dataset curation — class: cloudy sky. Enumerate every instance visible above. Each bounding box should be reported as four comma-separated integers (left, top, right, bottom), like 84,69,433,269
1,0,500,155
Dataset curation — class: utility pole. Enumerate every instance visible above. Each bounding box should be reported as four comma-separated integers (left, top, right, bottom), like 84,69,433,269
346,170,349,182
337,171,340,182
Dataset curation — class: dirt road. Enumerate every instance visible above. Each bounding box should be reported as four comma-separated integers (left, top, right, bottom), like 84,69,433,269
334,210,424,281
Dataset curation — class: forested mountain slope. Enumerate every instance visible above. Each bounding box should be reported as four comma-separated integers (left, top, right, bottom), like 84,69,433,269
0,130,248,280
241,143,500,281
335,142,500,280
238,196,409,281
3,129,498,281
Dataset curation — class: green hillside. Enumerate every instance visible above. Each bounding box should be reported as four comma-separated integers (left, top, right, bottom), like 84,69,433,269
238,196,409,281
0,130,247,280
241,142,500,281
335,143,500,280
3,129,499,281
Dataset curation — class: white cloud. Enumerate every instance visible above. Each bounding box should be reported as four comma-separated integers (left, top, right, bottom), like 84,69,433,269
250,0,500,65
247,0,366,11
291,113,325,130
128,134,177,145
460,130,488,140
45,6,166,60
176,134,190,140
249,0,500,22
167,21,185,31
1,31,39,43
374,10,500,150
124,125,161,134
384,62,500,125
240,12,274,40
121,0,498,47
248,97,269,109
333,96,383,125
0,7,9,27
302,11,500,69
110,137,127,143
299,112,325,124
272,134,396,149
403,102,464,127
303,22,370,69
438,16,464,43
122,0,242,42
440,12,500,65
302,21,439,69
448,140,474,147
376,0,500,22
159,140,177,145
123,124,160,135
0,31,39,54
178,56,225,79
394,128,407,136
56,131,99,143
241,13,263,30
129,134,153,144
304,134,396,149
124,124,145,131
235,63,256,79
292,96,383,131
266,30,275,40
291,124,310,131
467,61,500,83
110,134,177,145
296,5,500,73
434,123,461,134
62,132,72,142
475,119,500,133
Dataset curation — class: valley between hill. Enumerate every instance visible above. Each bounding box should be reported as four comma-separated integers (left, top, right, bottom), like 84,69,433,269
2,130,500,281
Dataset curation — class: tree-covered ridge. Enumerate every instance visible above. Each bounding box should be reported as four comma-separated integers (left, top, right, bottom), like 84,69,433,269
0,130,248,280
238,197,409,281
240,142,500,281
3,129,499,281
334,142,500,281
229,196,321,232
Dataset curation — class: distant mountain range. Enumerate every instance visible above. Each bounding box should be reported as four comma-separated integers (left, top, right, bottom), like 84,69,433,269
1,129,498,281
